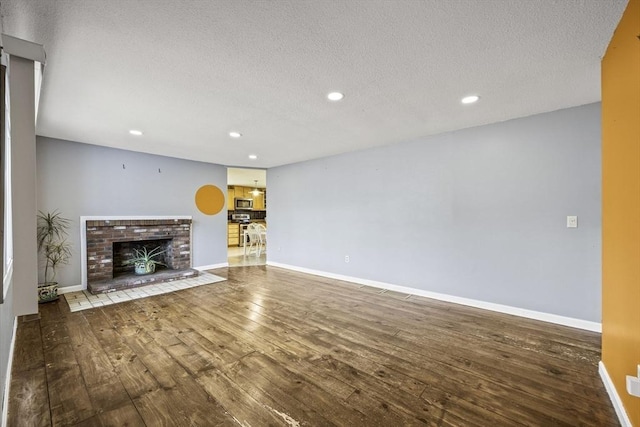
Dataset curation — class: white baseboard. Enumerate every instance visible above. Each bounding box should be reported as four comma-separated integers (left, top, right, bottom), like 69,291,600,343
195,263,229,271
599,361,632,427
266,262,602,333
57,284,84,294
1,317,17,427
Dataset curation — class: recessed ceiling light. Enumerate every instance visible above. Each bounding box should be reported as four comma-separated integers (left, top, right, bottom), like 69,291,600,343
129,130,143,136
327,92,344,101
248,154,257,160
229,131,242,138
461,95,480,104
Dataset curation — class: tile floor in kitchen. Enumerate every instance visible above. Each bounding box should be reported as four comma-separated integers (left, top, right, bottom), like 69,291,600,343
228,245,266,267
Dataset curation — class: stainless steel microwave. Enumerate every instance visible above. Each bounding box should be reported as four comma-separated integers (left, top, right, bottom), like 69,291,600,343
234,198,253,210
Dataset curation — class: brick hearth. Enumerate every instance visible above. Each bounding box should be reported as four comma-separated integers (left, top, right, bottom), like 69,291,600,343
85,218,195,293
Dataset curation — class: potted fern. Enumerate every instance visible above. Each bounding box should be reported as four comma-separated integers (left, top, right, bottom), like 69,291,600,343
37,210,72,303
123,246,166,275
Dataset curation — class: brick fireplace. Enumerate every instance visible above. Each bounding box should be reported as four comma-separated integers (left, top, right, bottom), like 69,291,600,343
82,217,197,293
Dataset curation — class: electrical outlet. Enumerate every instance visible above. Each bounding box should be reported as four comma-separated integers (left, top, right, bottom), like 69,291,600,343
627,375,640,397
344,255,350,263
626,365,640,398
567,216,578,228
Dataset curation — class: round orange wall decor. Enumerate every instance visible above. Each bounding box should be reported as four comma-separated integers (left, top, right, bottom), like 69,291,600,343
195,185,225,215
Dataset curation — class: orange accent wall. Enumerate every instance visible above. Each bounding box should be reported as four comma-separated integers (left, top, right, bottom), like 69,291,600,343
602,0,640,424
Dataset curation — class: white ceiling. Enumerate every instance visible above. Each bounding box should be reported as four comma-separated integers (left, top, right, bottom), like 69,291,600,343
1,0,627,169
227,168,266,188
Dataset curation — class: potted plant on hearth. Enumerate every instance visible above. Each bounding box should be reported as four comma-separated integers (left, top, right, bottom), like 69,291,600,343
37,210,72,303
123,246,166,275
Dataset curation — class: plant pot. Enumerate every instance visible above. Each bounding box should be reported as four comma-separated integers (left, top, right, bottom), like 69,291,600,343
134,262,156,275
38,282,59,303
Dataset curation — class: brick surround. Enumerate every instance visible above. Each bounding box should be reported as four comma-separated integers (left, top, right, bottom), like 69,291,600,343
85,218,192,285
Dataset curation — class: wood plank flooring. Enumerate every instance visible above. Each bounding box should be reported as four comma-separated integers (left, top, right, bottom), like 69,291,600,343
8,266,618,426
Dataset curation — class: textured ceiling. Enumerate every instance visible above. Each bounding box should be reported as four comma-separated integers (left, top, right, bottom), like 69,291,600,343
0,0,627,168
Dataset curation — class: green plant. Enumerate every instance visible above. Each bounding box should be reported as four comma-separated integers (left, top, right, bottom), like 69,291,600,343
123,246,166,273
37,210,72,284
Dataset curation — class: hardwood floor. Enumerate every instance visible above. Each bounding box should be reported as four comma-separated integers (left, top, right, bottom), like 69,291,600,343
9,266,617,426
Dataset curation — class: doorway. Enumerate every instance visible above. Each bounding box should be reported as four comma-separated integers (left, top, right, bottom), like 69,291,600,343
227,168,267,267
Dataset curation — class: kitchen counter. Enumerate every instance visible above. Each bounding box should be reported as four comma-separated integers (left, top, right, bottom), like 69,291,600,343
228,220,267,246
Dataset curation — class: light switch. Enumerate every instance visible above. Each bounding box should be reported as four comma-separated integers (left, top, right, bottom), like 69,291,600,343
567,216,578,228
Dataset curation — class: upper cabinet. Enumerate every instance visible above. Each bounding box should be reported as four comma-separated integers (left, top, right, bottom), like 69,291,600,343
227,187,235,211
253,191,265,210
228,186,267,210
232,187,244,199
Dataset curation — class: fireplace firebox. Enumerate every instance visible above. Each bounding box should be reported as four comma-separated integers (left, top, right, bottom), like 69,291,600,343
113,238,172,277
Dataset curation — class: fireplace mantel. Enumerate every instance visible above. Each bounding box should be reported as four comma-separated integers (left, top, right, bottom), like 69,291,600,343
80,216,193,290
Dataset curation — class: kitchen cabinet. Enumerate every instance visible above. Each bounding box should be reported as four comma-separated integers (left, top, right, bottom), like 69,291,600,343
227,223,240,246
253,191,265,210
232,186,244,198
229,186,252,199
227,187,235,211
228,186,266,210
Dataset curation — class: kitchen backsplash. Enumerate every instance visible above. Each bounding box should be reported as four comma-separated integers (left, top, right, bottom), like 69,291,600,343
228,210,267,221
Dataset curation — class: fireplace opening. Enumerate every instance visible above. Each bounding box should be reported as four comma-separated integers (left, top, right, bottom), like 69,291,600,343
113,238,173,278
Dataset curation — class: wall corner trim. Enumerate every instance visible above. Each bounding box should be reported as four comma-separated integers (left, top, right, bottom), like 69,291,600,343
599,361,633,427
266,261,602,333
1,316,17,427
1,259,12,302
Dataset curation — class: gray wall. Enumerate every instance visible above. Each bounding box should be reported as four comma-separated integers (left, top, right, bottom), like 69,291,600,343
37,137,229,288
11,56,38,316
267,103,601,322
